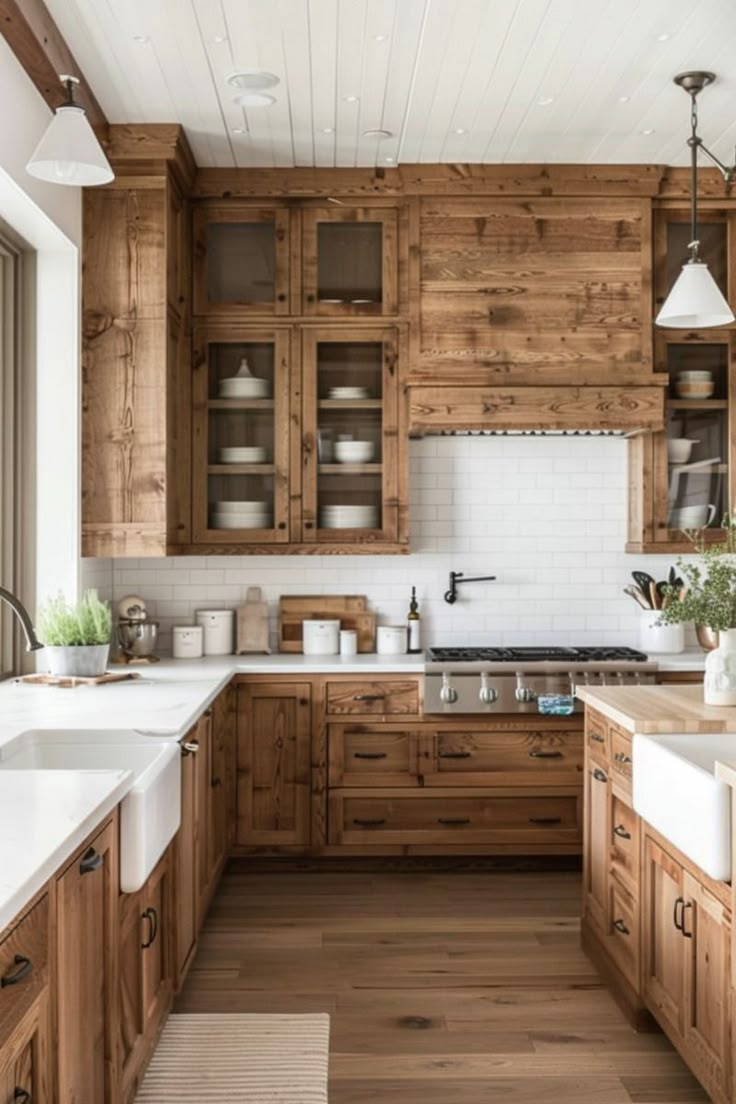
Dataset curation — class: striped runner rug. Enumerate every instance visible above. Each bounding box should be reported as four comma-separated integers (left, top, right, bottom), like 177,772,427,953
135,1013,330,1103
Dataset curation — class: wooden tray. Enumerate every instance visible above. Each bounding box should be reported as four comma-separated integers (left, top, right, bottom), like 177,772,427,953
279,595,375,653
15,672,141,688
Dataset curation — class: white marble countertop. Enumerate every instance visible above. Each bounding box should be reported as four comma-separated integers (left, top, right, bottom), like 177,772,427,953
0,769,131,932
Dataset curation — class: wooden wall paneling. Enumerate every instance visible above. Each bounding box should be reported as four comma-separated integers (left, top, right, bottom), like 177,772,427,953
166,307,191,546
639,198,654,375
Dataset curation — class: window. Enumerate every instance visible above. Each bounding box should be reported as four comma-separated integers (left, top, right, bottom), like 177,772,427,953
0,234,23,677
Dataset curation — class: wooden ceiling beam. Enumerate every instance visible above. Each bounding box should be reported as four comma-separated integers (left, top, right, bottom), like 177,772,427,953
0,0,108,133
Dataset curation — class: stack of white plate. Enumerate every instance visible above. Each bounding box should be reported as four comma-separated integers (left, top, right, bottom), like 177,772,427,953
217,446,267,464
320,504,378,529
219,376,270,399
328,386,369,400
211,500,272,530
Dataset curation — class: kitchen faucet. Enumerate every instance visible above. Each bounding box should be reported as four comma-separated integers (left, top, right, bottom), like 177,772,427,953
0,586,43,651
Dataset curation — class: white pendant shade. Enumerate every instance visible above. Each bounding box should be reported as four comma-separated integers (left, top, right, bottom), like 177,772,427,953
656,261,735,328
26,105,113,187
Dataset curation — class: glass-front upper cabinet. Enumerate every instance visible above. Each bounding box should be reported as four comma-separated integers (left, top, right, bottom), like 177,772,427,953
301,208,399,317
192,328,291,543
193,206,290,317
300,327,404,545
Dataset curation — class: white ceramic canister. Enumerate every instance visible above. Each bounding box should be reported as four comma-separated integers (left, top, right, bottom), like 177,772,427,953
639,609,685,655
173,625,204,659
704,628,736,706
302,619,340,655
339,629,358,657
376,624,408,655
195,609,235,656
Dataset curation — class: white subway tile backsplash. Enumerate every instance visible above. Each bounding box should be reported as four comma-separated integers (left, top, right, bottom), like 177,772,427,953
81,436,695,653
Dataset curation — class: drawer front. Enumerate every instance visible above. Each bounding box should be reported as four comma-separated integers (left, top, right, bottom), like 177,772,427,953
428,729,583,785
0,895,49,1049
329,791,581,845
329,727,416,787
586,711,608,758
610,794,639,892
326,680,420,717
607,876,639,991
610,728,633,794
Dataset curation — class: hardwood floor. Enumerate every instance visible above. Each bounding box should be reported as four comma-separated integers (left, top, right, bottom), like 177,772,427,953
176,865,709,1103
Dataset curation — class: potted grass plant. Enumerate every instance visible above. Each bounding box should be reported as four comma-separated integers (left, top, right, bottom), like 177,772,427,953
658,515,736,704
38,589,113,678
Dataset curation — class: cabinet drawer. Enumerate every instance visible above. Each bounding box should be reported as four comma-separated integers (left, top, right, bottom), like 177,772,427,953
428,730,583,785
610,794,639,892
586,712,608,758
610,728,633,795
0,895,49,1049
329,726,416,787
329,790,582,846
326,680,420,717
607,876,639,991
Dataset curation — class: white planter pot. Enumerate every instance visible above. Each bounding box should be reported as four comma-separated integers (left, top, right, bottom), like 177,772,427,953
704,629,736,706
45,644,110,678
639,610,685,655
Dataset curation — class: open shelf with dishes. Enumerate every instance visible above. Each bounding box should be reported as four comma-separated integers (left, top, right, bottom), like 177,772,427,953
628,207,736,552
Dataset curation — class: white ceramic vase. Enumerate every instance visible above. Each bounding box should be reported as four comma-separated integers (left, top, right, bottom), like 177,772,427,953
703,629,736,706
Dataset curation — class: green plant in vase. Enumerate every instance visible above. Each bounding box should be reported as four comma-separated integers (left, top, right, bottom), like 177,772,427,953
38,588,112,678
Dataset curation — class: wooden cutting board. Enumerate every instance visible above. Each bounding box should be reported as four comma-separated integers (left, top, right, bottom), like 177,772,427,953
279,595,375,653
15,672,140,688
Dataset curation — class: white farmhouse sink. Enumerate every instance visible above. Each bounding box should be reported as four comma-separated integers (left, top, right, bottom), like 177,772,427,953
633,732,734,881
0,729,181,893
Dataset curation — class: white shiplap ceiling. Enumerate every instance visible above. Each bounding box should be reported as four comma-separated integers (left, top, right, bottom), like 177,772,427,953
43,0,736,169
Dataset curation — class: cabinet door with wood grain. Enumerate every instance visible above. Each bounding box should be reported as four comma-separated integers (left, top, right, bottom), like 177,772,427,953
582,757,610,937
642,833,685,1040
0,992,50,1104
193,204,291,318
301,207,399,317
55,817,118,1104
236,683,312,846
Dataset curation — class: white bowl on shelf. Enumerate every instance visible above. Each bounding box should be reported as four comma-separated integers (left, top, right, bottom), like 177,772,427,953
320,504,378,529
667,438,698,464
328,386,369,400
211,514,272,530
218,377,270,399
214,500,269,513
334,440,375,463
217,446,267,464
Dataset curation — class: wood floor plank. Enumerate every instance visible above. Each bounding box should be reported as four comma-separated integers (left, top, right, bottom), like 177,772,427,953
176,867,710,1104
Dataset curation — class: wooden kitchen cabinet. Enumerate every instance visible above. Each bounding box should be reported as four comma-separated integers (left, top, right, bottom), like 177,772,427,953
236,683,312,847
0,894,50,1104
301,206,400,316
55,817,118,1104
173,732,198,989
0,994,50,1104
193,204,291,318
119,850,173,1104
583,754,610,938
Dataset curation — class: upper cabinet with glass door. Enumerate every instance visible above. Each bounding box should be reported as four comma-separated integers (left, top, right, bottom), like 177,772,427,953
193,205,291,318
301,207,399,317
628,208,735,551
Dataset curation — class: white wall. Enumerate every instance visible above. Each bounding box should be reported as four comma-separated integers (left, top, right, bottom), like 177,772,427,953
0,34,82,611
84,436,688,653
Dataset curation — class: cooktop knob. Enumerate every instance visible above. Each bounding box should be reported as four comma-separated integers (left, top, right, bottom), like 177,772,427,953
479,673,498,704
440,673,458,704
515,673,536,703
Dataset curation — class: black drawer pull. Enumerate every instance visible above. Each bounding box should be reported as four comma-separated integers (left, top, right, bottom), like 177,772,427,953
352,694,386,702
211,776,222,787
681,901,693,938
141,908,155,949
673,896,684,932
181,739,199,756
353,752,388,760
14,1089,31,1103
437,817,470,826
1,955,32,987
438,750,472,759
528,816,562,826
613,824,632,840
352,818,386,827
529,749,563,759
612,918,630,936
614,751,632,764
590,731,605,743
593,768,607,783
80,847,103,875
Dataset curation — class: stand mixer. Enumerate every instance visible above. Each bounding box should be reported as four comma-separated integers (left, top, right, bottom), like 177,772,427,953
116,595,160,664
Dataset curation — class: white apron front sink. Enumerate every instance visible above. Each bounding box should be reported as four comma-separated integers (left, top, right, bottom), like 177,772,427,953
0,729,181,892
633,731,734,881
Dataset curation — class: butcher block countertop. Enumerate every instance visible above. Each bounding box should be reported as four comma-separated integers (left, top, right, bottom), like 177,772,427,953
577,683,736,734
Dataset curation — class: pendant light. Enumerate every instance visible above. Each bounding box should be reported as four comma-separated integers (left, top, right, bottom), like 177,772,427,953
656,71,735,329
26,75,114,187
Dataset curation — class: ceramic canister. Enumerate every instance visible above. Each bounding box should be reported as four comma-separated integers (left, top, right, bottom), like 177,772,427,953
195,609,235,655
173,625,204,659
302,620,340,655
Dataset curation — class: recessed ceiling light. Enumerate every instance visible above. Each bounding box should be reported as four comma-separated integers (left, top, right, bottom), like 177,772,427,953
227,70,280,91
373,34,388,41
362,128,393,139
343,95,359,103
232,91,276,107
537,96,554,106
641,128,656,135
133,35,149,44
618,95,630,103
385,156,395,162
321,127,334,134
232,127,246,134
454,127,468,135
213,35,227,44
656,32,671,41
